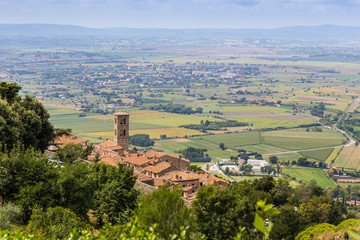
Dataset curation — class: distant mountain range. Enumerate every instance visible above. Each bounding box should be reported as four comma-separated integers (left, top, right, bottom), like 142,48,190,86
1,24,360,40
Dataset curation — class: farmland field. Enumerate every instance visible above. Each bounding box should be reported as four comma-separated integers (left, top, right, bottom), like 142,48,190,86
333,145,360,169
299,148,334,161
282,167,336,189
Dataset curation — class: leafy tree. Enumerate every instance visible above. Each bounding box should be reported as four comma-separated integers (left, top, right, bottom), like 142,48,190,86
0,81,21,102
240,164,252,173
180,147,207,159
54,128,72,138
219,143,225,150
193,185,254,240
55,143,84,164
269,156,278,164
0,95,54,152
91,163,139,225
0,202,23,230
129,134,154,147
0,147,60,220
136,186,193,238
58,163,94,220
271,178,293,206
26,206,90,239
224,167,230,175
270,204,301,240
252,176,275,193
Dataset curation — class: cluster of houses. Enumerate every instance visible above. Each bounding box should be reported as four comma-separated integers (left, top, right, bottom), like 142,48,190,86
49,112,228,201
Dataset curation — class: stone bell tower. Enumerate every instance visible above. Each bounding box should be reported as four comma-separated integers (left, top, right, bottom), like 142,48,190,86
114,112,129,149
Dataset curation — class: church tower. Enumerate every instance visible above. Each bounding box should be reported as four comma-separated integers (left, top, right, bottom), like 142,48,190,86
114,112,129,149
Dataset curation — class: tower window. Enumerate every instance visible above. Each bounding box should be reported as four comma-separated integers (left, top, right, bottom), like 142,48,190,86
123,118,126,124
123,130,126,136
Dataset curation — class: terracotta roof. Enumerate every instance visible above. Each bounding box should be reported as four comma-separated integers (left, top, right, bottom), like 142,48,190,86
108,146,124,151
100,140,114,148
54,135,89,146
145,150,166,159
136,173,153,182
143,162,171,174
153,177,168,186
99,153,124,167
123,154,151,166
180,157,191,163
165,171,199,182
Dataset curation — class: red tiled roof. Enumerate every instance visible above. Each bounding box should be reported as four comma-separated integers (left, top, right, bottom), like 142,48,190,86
145,150,166,159
108,145,124,150
153,177,168,186
143,162,171,174
100,140,114,148
123,154,151,166
54,134,89,146
165,170,199,182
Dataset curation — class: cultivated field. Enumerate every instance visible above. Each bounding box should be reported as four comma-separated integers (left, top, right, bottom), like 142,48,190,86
282,167,336,189
334,145,360,169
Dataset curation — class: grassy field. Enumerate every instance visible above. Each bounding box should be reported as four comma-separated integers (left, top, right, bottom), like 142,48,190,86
155,138,239,159
282,167,336,189
334,145,360,169
299,148,334,161
325,147,343,166
235,117,315,129
193,131,261,149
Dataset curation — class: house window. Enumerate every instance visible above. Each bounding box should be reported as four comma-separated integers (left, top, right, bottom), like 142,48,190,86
115,118,117,124
115,129,116,135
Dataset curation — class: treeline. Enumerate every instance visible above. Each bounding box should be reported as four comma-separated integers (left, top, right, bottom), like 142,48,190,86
310,102,325,117
148,103,203,115
129,134,155,147
179,147,211,162
180,120,248,132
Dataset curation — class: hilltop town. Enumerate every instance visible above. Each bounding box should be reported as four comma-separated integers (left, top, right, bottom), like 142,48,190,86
49,111,228,201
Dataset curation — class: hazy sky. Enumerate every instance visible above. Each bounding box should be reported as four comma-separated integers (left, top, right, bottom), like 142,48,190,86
0,0,359,28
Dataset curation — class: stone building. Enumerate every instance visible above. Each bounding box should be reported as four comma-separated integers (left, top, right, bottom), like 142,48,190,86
114,112,129,149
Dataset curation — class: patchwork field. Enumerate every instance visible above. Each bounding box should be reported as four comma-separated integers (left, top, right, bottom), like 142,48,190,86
282,167,336,189
333,145,360,169
50,110,222,143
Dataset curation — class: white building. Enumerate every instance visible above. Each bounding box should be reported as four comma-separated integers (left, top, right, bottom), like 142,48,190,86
247,160,268,167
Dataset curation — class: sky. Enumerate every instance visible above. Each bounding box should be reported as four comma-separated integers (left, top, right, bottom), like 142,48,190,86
0,0,359,29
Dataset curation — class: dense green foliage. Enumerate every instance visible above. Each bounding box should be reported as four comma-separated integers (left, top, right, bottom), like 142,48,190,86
136,186,194,238
129,134,155,147
26,206,90,239
0,202,22,230
0,97,54,152
180,147,211,162
0,147,138,224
